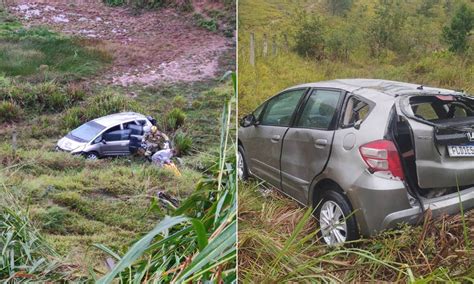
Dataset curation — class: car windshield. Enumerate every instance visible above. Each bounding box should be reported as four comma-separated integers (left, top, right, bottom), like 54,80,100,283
69,121,106,142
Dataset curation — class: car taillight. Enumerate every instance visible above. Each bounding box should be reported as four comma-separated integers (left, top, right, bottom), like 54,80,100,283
359,140,404,180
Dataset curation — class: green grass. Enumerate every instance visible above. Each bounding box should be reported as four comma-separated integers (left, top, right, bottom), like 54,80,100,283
0,8,235,280
238,182,474,282
0,24,110,78
94,74,236,282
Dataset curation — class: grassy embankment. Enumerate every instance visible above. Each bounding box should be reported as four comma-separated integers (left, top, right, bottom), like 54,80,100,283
239,0,473,115
0,7,234,281
238,0,474,282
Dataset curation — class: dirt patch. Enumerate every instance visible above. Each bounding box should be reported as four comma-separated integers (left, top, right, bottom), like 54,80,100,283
6,0,233,86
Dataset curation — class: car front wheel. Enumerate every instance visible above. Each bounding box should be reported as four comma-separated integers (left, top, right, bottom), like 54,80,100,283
237,145,249,180
84,152,99,160
315,190,359,246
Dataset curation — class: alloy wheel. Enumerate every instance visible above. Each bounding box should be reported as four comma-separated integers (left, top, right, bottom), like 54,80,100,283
319,200,347,245
86,153,98,160
237,151,244,180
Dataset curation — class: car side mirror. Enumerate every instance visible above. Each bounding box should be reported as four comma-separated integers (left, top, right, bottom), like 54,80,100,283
354,119,363,130
240,114,257,128
101,139,107,144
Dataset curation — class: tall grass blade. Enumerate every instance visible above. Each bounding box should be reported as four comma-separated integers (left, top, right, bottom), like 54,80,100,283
96,215,189,284
174,220,237,282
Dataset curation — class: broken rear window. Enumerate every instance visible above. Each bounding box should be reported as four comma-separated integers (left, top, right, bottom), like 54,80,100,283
408,95,474,123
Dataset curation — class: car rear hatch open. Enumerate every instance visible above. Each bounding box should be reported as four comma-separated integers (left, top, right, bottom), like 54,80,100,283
397,93,474,189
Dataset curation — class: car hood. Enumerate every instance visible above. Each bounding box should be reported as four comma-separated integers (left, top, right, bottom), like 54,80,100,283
57,136,87,152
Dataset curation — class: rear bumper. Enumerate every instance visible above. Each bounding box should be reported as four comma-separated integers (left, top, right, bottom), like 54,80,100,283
347,171,474,236
381,186,474,229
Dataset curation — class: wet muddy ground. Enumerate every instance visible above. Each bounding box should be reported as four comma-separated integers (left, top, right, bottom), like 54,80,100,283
6,0,233,86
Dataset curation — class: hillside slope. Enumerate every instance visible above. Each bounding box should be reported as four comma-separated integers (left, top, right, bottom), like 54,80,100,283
238,0,473,115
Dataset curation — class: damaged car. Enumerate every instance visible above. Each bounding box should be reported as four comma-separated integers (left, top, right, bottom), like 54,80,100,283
238,79,474,245
57,112,154,159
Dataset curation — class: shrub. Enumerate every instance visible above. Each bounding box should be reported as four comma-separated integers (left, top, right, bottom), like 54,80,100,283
62,91,141,130
176,0,194,12
191,100,202,109
65,83,86,102
193,13,219,32
165,108,186,131
172,95,187,109
173,130,193,155
62,107,83,130
103,0,125,6
442,3,474,53
0,101,22,122
0,206,65,281
294,16,326,59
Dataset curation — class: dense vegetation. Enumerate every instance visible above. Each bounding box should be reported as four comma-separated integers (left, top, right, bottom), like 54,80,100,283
0,5,235,282
239,183,473,282
238,0,474,281
239,0,474,115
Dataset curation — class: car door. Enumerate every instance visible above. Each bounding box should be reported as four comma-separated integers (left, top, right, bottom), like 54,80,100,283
244,89,307,187
102,128,132,156
125,120,146,154
280,89,344,203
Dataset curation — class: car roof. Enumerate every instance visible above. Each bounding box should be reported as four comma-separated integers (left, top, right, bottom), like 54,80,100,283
93,112,147,127
287,79,461,98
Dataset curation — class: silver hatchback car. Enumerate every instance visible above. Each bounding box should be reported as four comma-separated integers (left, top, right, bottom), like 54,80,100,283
57,112,153,159
238,79,474,245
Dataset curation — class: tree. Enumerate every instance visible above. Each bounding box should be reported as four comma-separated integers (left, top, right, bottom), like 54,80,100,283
294,16,326,59
327,0,353,16
417,0,440,17
326,24,359,61
442,3,474,53
367,0,407,56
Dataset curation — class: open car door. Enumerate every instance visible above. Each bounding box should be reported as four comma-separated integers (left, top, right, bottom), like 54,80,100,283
127,122,145,154
396,93,474,189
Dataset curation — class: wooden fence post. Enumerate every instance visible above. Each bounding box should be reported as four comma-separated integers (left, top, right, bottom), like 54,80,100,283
263,34,268,57
12,128,17,156
272,36,277,56
250,33,255,67
283,33,289,52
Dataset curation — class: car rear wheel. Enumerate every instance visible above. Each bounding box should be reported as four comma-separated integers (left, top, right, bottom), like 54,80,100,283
237,145,249,180
315,190,359,246
84,152,99,160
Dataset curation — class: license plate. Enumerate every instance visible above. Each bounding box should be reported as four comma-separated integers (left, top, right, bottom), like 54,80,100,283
447,145,474,157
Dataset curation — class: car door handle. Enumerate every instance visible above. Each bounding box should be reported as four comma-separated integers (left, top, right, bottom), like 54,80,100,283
314,138,328,148
271,135,281,143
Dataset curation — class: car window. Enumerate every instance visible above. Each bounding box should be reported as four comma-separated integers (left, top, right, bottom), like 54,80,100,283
125,121,144,135
408,96,474,122
103,129,131,141
69,121,106,142
260,89,306,126
342,97,371,127
253,103,265,120
412,103,439,120
296,89,341,129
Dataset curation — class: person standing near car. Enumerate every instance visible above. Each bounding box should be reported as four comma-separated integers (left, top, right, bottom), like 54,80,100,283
142,125,170,156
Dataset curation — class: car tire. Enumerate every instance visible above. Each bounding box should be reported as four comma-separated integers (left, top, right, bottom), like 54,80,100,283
315,189,359,246
84,152,99,160
238,145,249,181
